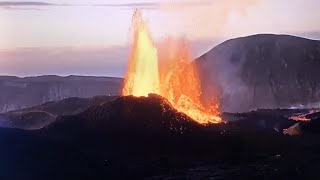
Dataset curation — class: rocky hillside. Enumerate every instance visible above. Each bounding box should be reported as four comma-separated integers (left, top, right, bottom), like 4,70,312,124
47,94,202,137
0,96,117,130
1,95,320,179
0,75,123,113
196,34,320,112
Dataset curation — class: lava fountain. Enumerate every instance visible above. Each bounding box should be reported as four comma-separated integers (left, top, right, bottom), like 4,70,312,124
123,10,221,124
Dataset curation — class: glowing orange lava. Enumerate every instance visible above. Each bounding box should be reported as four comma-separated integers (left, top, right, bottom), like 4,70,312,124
123,10,221,124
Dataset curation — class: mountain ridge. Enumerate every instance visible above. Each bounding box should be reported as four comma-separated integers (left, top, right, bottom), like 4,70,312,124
196,34,320,112
0,75,123,113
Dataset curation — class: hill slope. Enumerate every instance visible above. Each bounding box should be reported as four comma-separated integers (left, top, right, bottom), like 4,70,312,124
196,34,320,112
0,96,117,129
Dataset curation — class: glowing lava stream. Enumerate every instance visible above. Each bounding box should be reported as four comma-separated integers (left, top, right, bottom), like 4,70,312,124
123,10,221,124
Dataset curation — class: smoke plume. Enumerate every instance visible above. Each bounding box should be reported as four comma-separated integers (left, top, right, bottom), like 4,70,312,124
159,0,258,40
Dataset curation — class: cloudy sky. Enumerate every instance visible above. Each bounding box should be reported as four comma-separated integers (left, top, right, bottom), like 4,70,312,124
0,0,319,77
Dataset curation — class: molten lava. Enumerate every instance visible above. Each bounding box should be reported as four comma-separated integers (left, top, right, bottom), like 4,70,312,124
122,10,160,96
123,10,221,124
289,109,320,122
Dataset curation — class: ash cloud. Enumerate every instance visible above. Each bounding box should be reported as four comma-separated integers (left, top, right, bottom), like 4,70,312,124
160,0,258,39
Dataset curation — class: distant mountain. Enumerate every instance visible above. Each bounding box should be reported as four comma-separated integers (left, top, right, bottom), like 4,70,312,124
0,75,123,113
0,96,117,130
196,34,320,112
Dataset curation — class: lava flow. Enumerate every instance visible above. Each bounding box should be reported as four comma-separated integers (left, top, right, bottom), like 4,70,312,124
123,10,221,124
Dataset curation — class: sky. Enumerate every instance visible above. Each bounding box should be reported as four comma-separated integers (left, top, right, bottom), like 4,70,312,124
0,0,320,77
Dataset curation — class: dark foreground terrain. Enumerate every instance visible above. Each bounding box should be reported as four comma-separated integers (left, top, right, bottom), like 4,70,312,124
0,95,320,179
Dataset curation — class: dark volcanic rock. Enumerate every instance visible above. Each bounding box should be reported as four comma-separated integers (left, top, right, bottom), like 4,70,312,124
1,95,320,179
196,34,320,112
285,115,320,135
0,96,117,130
284,109,320,135
0,111,55,130
300,118,320,134
47,94,202,136
223,109,306,133
0,75,123,113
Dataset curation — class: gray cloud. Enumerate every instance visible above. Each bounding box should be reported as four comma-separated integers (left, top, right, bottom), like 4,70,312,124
0,1,53,6
0,1,158,8
95,2,159,8
95,1,212,8
0,1,84,10
0,1,66,10
2,6,43,10
0,1,213,10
